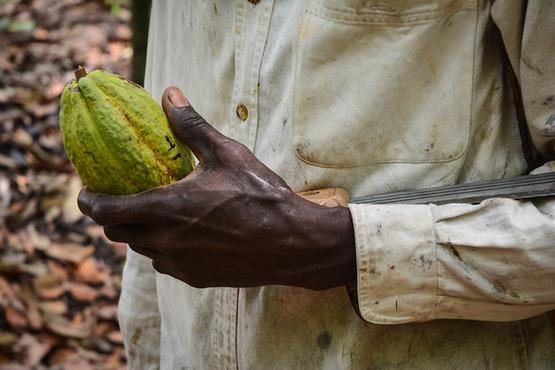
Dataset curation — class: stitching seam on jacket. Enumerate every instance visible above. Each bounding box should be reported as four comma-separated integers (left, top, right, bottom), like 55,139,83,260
308,0,477,26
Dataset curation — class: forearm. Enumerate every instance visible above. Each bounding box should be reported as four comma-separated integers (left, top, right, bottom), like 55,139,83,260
291,198,356,290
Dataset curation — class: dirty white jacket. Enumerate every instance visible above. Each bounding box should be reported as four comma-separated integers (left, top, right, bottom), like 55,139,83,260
118,1,555,369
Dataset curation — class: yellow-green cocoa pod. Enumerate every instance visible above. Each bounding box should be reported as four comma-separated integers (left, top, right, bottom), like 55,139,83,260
59,68,195,195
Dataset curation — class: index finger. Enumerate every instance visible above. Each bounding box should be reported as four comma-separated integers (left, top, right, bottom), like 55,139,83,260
78,186,161,226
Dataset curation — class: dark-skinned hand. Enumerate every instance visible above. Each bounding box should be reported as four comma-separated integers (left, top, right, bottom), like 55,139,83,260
78,87,356,290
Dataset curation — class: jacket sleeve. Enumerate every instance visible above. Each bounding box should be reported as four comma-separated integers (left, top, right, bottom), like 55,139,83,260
118,248,161,369
348,0,555,324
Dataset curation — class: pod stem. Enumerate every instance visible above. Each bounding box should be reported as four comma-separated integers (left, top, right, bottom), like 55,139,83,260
75,66,87,81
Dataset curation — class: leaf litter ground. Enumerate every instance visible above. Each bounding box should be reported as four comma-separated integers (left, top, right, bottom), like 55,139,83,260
1,1,132,368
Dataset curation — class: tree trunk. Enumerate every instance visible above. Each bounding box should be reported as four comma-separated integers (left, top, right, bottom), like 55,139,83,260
131,0,152,86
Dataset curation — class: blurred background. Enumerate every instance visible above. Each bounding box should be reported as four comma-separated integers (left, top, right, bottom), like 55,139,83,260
1,0,150,368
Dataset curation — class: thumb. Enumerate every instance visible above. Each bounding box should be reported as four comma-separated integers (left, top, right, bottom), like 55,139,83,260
161,86,225,162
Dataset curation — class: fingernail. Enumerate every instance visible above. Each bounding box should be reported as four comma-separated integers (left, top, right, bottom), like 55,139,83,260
168,87,189,107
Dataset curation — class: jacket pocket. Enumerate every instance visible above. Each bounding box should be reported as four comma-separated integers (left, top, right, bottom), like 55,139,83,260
293,0,478,168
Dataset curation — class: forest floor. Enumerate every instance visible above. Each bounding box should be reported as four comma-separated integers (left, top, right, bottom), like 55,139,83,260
1,0,133,368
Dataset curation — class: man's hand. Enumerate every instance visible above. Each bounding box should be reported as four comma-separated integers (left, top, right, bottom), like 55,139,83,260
78,87,356,290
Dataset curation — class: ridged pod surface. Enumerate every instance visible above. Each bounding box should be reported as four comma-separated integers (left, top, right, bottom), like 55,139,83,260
59,69,195,195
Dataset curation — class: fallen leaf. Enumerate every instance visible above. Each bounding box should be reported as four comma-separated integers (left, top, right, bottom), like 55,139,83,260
106,330,123,344
63,360,96,370
81,337,113,353
32,27,49,40
67,282,98,302
94,322,113,338
43,80,65,101
47,260,69,282
39,300,67,316
18,284,43,330
0,276,14,302
75,257,109,285
98,284,117,299
26,301,43,330
0,364,29,370
95,304,118,321
14,333,55,367
48,347,78,365
36,285,65,300
44,243,95,264
33,273,64,300
45,312,95,339
0,331,18,348
27,223,51,250
5,305,28,328
105,347,125,370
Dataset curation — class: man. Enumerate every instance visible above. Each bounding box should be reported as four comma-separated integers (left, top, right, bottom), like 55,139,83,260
78,1,555,368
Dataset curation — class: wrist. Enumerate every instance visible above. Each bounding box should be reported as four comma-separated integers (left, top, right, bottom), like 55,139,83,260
295,197,357,290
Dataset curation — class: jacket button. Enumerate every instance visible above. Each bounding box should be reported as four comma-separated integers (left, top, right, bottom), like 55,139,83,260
236,104,249,121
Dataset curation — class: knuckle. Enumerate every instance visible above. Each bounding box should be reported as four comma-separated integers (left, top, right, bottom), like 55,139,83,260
103,225,122,242
173,106,206,133
77,190,92,214
217,140,250,162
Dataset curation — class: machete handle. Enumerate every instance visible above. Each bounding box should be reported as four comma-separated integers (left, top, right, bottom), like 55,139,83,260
297,188,350,208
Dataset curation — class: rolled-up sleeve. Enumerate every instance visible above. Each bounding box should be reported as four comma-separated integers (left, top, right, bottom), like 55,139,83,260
347,0,555,325
349,175,555,323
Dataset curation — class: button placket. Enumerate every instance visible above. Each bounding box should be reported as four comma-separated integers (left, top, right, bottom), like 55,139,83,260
227,1,275,369
231,1,274,152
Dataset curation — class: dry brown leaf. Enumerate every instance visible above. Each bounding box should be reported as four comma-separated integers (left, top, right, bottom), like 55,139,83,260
13,128,33,148
25,101,59,118
98,284,117,300
83,225,105,240
0,331,18,348
27,223,51,250
26,303,43,330
33,273,62,289
39,300,67,316
18,284,43,330
37,285,65,299
32,27,49,40
106,331,123,344
0,364,29,370
5,305,28,328
95,304,118,321
75,257,109,285
34,273,64,299
105,347,125,370
94,322,114,338
47,260,69,282
45,312,95,339
67,282,98,302
0,276,14,303
63,360,96,370
45,243,95,264
15,333,55,367
43,80,65,101
48,347,78,366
